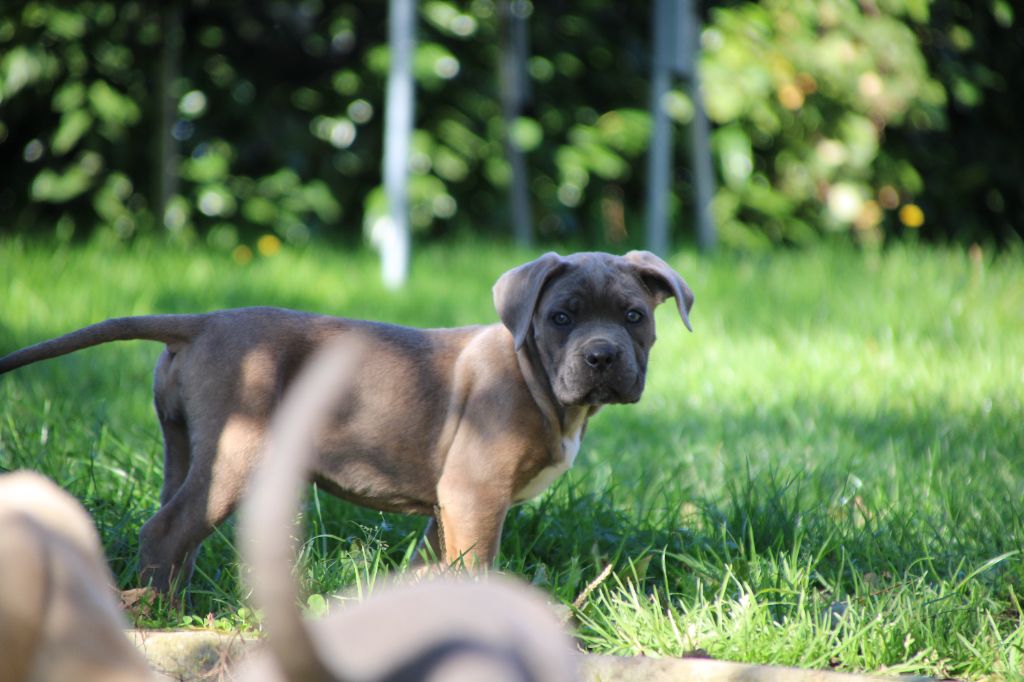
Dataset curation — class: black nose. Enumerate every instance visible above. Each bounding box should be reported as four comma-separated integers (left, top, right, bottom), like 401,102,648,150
584,343,619,371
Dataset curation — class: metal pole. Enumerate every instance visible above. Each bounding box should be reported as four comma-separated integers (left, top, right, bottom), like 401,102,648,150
499,0,533,247
682,0,718,251
644,0,673,256
378,0,416,288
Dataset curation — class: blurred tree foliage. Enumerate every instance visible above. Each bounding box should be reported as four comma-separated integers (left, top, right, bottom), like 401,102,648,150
887,0,1022,245
0,0,1019,250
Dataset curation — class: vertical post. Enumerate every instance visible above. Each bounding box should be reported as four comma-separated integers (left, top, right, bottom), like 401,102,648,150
378,0,416,289
645,0,718,255
682,0,717,251
499,0,533,248
644,0,673,256
156,1,182,230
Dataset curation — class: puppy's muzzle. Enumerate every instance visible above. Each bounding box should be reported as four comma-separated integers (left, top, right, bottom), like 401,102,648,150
556,339,643,406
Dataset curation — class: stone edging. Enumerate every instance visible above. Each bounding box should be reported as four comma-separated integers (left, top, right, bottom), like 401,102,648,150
128,629,938,682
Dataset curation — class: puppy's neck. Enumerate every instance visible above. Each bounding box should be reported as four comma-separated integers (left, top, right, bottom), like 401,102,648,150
514,338,597,439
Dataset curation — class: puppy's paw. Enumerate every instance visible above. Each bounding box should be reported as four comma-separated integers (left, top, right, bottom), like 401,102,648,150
119,586,158,619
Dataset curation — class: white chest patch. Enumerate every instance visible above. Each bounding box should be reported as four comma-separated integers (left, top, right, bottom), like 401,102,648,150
513,427,583,503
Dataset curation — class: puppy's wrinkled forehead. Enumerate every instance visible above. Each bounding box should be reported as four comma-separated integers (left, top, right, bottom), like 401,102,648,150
539,254,647,309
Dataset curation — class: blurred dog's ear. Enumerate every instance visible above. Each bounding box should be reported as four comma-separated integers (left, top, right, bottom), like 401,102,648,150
623,251,695,331
493,253,567,351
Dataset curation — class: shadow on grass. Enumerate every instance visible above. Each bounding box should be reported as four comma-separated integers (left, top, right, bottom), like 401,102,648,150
583,395,1023,591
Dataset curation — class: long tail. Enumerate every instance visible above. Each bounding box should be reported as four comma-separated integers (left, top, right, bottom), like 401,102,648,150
0,315,208,373
239,338,363,682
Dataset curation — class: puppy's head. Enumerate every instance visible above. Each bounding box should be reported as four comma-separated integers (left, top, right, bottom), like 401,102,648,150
494,251,694,407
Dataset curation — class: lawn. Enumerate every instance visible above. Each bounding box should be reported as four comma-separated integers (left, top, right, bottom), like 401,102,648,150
0,237,1021,679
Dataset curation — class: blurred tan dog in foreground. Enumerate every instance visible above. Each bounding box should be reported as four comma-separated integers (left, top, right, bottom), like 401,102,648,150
0,471,154,682
236,339,580,682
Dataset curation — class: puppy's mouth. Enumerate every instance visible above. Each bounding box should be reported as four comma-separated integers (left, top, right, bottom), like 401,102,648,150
554,370,645,407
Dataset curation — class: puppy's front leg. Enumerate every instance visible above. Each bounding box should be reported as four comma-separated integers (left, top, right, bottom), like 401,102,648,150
435,474,511,568
432,369,534,568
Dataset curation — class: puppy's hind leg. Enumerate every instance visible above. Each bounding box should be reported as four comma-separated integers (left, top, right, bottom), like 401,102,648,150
137,480,210,594
134,407,193,597
138,420,263,593
153,350,190,506
154,410,190,508
410,515,443,567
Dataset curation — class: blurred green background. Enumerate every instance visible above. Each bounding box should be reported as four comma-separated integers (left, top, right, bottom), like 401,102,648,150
1,0,1020,253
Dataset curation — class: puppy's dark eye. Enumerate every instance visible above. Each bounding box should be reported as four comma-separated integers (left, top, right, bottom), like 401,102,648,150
551,312,572,326
625,309,644,324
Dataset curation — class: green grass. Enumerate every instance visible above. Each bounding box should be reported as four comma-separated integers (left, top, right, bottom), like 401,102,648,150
1,237,1022,678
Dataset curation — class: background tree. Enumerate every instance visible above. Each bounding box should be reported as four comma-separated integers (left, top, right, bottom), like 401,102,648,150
0,0,1019,251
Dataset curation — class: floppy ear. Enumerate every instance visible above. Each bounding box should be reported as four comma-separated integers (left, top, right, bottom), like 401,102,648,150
623,250,695,331
493,252,567,351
